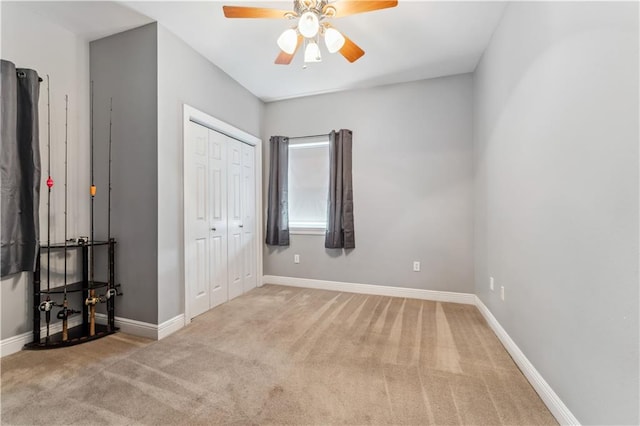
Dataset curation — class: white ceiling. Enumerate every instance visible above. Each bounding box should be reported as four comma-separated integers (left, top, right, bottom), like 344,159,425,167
21,1,154,41
20,1,507,102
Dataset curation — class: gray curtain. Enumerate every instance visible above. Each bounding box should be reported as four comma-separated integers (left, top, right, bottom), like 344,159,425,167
325,129,355,249
1,60,41,277
265,136,290,246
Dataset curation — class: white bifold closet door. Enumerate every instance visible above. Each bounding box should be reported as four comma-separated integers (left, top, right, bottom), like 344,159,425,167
186,121,256,319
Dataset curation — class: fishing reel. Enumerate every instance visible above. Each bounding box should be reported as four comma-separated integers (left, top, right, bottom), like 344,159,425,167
57,306,80,320
98,289,116,303
98,284,123,303
38,298,58,312
39,298,59,323
85,296,99,306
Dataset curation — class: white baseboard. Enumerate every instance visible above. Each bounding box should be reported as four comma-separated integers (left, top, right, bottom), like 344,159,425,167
1,316,83,358
95,313,157,340
1,332,32,357
158,314,185,340
263,275,476,305
95,313,184,340
475,297,580,425
2,312,187,358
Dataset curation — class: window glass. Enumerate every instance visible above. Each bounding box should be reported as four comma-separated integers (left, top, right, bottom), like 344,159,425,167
288,136,330,229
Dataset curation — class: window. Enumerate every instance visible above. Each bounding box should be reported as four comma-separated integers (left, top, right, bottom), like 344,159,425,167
288,135,330,234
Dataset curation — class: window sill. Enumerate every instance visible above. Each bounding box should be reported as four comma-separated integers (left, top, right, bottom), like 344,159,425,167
290,227,326,236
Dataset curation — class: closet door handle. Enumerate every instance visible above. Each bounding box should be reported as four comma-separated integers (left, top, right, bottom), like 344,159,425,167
211,227,216,231
238,224,244,228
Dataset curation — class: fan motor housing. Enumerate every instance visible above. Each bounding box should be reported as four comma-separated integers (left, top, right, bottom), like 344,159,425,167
294,0,328,16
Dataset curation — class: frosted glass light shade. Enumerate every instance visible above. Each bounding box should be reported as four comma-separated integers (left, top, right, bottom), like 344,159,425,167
277,29,298,54
304,41,322,63
298,11,319,38
324,27,345,53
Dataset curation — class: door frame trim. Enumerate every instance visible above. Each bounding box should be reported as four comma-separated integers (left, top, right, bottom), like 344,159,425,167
182,104,263,326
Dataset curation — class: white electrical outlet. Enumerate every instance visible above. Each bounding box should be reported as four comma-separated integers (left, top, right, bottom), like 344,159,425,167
294,254,300,264
500,286,505,301
413,261,420,272
490,277,494,291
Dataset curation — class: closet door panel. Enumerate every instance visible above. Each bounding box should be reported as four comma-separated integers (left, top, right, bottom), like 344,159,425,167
208,130,229,308
227,138,244,300
186,122,211,318
242,144,256,292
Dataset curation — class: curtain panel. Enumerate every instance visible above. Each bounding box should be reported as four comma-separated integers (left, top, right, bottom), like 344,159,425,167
1,60,42,277
265,136,290,246
325,129,355,249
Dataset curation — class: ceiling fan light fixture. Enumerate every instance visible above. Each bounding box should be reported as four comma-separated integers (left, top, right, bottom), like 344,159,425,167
298,11,319,38
324,27,345,53
304,41,322,63
299,0,316,9
277,28,298,54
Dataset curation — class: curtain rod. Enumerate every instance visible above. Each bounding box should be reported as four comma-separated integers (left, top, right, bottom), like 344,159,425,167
288,133,329,140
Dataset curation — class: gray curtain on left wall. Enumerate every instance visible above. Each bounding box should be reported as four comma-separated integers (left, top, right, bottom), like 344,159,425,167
265,136,290,246
1,60,41,277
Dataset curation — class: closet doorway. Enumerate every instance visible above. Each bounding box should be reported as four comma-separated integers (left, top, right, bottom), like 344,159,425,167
183,105,262,322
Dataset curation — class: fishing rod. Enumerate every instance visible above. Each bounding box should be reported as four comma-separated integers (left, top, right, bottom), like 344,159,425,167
98,98,119,317
85,81,98,336
62,95,69,339
108,98,112,244
40,75,56,342
45,75,52,290
106,97,117,306
57,95,79,340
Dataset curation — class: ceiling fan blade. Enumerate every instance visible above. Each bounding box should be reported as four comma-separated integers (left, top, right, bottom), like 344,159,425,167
339,34,365,63
275,34,304,65
323,0,398,18
223,6,294,19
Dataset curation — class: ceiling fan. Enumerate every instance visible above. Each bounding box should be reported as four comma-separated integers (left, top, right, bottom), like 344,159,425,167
222,0,398,65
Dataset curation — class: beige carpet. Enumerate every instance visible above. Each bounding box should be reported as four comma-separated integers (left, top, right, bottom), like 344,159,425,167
1,284,556,425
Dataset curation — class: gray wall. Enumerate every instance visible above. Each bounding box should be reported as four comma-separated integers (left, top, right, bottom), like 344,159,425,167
156,25,263,323
263,75,474,293
473,2,639,424
1,2,90,340
89,22,264,326
90,23,158,324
